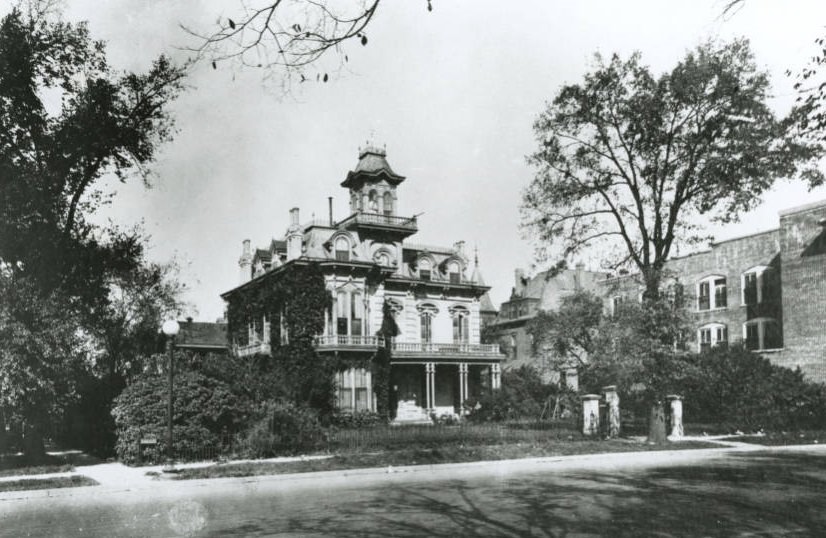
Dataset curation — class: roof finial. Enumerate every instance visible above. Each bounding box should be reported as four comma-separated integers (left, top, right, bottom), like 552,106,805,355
474,245,479,267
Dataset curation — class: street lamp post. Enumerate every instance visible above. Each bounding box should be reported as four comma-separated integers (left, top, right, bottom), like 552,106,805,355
161,319,180,471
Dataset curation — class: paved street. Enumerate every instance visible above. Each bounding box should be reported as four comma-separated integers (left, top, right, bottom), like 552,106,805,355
1,445,826,537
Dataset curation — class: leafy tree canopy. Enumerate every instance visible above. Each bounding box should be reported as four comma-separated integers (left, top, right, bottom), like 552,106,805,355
0,6,186,311
522,39,824,298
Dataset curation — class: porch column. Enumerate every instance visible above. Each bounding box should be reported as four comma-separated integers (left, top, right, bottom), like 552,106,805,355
459,363,469,413
491,363,501,390
425,363,434,410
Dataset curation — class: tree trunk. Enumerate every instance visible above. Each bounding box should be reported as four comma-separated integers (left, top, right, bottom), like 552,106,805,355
22,424,47,463
647,401,668,444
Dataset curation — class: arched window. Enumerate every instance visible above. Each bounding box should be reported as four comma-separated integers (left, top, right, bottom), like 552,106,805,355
368,190,379,213
698,323,727,353
335,236,350,261
697,275,727,311
383,192,393,216
742,266,773,306
450,305,470,343
418,303,438,343
351,292,363,336
447,261,461,284
336,291,349,335
418,258,432,281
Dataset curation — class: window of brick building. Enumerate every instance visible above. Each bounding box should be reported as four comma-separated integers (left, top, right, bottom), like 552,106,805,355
698,323,727,353
698,276,727,310
742,266,770,305
744,318,782,351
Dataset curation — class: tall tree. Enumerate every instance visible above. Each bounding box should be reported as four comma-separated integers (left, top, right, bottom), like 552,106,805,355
522,39,824,300
0,5,185,459
723,1,826,140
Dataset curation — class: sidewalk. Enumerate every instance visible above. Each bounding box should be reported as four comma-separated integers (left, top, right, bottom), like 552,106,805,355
1,437,823,503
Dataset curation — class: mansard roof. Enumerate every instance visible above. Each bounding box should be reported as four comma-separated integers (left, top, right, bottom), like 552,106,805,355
341,145,405,188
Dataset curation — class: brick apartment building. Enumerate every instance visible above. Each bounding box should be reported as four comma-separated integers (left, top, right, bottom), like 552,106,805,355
491,199,826,383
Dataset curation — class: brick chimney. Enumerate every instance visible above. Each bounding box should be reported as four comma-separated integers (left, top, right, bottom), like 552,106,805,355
238,239,252,284
286,207,303,261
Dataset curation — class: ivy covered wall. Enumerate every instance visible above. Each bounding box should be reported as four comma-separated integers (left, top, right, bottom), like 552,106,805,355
224,262,396,418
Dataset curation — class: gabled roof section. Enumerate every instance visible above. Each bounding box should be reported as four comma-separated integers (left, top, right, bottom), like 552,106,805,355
341,145,405,188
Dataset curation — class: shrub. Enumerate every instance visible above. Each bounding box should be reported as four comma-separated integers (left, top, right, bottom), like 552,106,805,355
682,346,826,431
239,401,327,458
328,410,386,429
466,366,570,423
112,370,251,464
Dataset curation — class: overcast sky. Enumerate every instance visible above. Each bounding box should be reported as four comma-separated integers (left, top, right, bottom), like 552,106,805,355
52,0,826,321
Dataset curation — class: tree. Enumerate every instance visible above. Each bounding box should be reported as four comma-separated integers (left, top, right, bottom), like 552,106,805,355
0,274,87,460
0,6,186,303
526,289,603,373
722,1,826,140
93,258,187,382
522,39,824,301
185,0,432,88
0,5,185,459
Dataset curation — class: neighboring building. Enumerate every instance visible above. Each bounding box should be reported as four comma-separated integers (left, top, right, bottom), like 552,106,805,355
221,144,504,421
489,264,608,388
175,319,229,356
499,199,826,383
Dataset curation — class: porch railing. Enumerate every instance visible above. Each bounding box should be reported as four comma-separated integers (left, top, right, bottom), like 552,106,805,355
390,342,502,355
314,335,384,347
235,340,271,357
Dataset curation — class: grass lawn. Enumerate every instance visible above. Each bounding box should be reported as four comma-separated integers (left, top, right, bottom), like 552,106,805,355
0,475,98,492
722,430,826,446
0,449,102,478
172,438,719,481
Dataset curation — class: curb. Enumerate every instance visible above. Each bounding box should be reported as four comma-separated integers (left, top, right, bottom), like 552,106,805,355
2,442,825,503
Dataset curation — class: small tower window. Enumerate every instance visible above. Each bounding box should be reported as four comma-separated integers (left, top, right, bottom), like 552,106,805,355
383,192,393,216
368,190,379,213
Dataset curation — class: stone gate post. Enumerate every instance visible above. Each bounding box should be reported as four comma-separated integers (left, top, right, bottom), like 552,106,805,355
581,394,600,436
602,385,620,438
667,394,683,440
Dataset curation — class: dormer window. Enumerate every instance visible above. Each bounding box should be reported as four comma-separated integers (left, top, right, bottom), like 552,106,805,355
335,236,350,262
447,261,461,284
419,258,432,281
697,275,726,311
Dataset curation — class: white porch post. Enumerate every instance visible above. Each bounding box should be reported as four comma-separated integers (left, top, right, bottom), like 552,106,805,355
459,363,469,413
425,363,434,410
491,363,501,390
